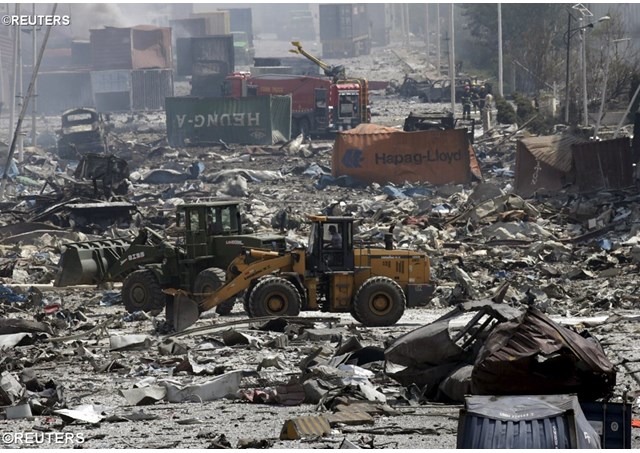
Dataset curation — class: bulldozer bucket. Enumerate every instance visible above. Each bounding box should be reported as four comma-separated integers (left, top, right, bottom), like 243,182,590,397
165,290,201,332
54,238,130,287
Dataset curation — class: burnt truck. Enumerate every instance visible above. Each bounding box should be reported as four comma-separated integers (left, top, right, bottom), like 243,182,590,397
57,108,108,159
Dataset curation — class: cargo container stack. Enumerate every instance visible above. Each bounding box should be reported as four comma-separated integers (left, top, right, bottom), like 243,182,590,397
89,25,175,112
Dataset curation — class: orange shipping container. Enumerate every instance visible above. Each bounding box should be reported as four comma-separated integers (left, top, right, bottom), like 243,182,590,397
332,124,478,185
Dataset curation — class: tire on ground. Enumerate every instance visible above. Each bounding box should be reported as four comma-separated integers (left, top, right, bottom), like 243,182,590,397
248,276,301,318
123,269,166,313
193,267,233,315
353,276,406,326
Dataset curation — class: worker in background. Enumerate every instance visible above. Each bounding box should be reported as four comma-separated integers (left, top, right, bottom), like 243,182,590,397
461,86,472,120
470,83,480,114
478,85,487,111
482,91,494,134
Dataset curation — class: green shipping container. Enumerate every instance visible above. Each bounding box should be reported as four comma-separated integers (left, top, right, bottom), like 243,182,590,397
166,95,291,146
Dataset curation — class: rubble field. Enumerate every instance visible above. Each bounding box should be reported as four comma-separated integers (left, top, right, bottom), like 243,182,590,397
0,37,639,449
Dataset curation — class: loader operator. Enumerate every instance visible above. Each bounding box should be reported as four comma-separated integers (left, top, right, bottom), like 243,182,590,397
327,225,342,248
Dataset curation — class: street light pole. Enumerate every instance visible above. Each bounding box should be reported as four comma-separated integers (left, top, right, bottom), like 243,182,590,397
580,15,610,127
425,5,430,69
449,3,455,115
498,3,503,97
564,12,572,123
436,4,441,77
581,19,588,126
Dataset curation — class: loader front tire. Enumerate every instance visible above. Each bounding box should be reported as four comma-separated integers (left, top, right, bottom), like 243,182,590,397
353,277,406,326
123,270,165,313
193,267,234,315
248,277,301,318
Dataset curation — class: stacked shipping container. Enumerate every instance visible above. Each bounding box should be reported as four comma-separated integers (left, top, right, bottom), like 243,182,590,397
89,25,175,112
319,4,371,58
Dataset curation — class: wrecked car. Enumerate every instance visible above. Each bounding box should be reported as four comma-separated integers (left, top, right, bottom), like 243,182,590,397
57,108,108,160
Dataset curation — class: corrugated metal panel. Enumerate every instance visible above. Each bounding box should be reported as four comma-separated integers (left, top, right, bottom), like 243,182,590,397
572,138,633,192
319,4,369,40
169,18,207,40
90,26,172,71
90,28,133,70
368,4,391,47
176,36,234,77
131,69,174,111
193,11,231,35
165,95,291,146
279,415,331,440
91,70,131,94
458,395,601,449
91,70,131,112
0,31,14,105
518,134,586,173
36,71,94,115
514,140,571,197
190,74,227,97
130,26,172,70
270,96,292,142
471,308,616,400
71,41,91,67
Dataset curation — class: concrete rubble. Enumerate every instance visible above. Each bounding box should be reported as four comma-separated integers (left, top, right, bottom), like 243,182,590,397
0,35,639,450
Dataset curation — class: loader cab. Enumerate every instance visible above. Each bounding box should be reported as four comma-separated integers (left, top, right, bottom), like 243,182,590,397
307,216,354,272
177,201,243,259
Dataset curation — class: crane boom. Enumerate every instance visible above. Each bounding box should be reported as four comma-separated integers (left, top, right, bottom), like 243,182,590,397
290,41,346,81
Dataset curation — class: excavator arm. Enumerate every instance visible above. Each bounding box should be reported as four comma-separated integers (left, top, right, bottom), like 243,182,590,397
199,251,294,312
168,249,296,331
289,41,345,81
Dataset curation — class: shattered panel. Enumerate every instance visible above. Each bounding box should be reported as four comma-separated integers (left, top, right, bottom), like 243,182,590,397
572,138,633,192
471,307,616,400
514,140,570,197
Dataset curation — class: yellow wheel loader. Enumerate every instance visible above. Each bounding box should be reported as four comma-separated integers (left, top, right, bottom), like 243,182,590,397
170,215,434,331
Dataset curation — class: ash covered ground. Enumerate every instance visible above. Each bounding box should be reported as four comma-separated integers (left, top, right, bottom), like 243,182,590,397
0,36,639,449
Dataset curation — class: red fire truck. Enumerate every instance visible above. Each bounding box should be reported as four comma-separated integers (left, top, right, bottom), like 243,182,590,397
223,72,369,137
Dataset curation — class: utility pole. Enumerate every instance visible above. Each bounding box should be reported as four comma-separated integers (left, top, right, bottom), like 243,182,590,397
497,3,503,97
581,20,588,126
17,9,23,162
31,3,37,147
9,4,18,145
449,4,455,115
404,4,410,45
436,4,441,76
425,5,430,69
0,3,56,199
564,12,572,124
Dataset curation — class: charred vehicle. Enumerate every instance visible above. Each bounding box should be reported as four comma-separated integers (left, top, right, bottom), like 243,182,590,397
57,108,108,159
